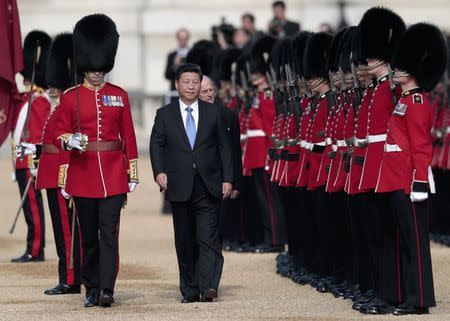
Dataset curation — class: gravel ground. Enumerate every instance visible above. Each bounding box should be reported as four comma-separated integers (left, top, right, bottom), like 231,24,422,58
1,157,449,321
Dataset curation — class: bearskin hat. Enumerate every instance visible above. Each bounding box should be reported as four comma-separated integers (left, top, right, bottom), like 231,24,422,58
21,30,52,88
45,33,77,90
326,28,347,73
351,27,366,66
186,40,219,77
216,48,242,82
271,37,294,81
358,7,406,62
249,35,277,75
392,23,449,92
73,14,119,73
292,31,312,78
303,32,333,80
338,26,356,73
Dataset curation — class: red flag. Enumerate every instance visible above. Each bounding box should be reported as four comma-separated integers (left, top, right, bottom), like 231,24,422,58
0,0,23,147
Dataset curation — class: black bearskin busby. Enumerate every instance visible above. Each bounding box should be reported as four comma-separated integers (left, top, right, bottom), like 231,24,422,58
358,7,406,63
73,14,119,73
350,27,366,67
216,48,242,82
21,30,52,88
338,26,356,74
303,32,333,80
45,33,77,90
326,28,347,73
392,23,449,92
271,37,294,82
249,35,277,75
292,31,312,78
186,40,219,77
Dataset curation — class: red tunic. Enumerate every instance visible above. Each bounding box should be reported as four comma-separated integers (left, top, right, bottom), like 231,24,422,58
242,90,275,171
376,91,433,194
346,84,375,194
296,97,312,187
54,81,138,198
307,91,329,190
359,77,398,190
326,96,348,192
279,112,300,187
13,89,51,169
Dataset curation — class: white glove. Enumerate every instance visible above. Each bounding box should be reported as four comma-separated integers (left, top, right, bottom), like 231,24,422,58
61,188,71,200
11,171,16,182
128,182,138,192
15,142,36,158
410,191,428,203
30,168,38,177
67,133,88,151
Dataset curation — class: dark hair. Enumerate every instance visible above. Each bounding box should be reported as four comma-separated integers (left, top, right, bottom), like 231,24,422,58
175,63,203,81
272,1,285,9
242,13,255,23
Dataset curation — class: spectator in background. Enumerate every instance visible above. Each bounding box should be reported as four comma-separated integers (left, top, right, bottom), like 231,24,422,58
164,28,191,90
268,1,300,38
241,13,264,43
232,28,250,49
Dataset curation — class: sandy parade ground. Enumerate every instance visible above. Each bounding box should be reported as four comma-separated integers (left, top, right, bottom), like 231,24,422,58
1,156,450,321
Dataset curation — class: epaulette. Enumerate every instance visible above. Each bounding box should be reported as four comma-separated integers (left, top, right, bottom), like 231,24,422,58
264,89,273,100
63,84,81,95
413,93,423,104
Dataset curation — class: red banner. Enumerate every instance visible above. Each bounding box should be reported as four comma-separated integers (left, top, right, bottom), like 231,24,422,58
0,0,23,147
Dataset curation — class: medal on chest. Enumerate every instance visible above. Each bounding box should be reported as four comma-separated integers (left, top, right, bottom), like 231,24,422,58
393,102,407,117
102,95,124,107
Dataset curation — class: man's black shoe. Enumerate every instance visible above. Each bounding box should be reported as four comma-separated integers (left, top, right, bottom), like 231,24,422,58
84,293,99,308
181,296,200,303
99,289,114,307
360,298,394,314
200,289,217,302
44,284,81,295
11,252,44,263
253,244,284,253
391,304,429,315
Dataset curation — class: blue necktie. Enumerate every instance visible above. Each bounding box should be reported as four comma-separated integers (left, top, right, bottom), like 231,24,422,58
185,107,196,149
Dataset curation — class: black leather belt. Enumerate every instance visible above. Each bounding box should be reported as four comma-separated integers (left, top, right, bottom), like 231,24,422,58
312,145,326,153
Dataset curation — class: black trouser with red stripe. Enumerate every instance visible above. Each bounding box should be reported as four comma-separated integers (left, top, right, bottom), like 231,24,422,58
74,194,124,297
46,189,81,286
377,191,435,307
251,168,286,246
16,169,45,257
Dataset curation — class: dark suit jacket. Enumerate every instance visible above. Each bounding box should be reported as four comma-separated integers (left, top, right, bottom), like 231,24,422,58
164,51,177,90
219,105,242,191
283,20,300,36
150,99,233,202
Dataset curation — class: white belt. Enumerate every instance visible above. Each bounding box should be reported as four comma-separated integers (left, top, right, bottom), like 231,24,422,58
368,134,387,143
240,134,248,141
355,138,367,144
300,140,307,148
332,144,338,152
325,137,332,145
384,144,402,152
447,126,450,134
336,140,347,147
305,142,313,150
246,129,266,138
315,141,326,147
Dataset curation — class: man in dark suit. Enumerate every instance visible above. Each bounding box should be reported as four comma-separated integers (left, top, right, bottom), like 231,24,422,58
150,64,233,303
268,1,300,38
164,28,191,91
200,75,243,250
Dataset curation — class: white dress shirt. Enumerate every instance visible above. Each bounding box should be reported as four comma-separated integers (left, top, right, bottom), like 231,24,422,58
179,99,199,130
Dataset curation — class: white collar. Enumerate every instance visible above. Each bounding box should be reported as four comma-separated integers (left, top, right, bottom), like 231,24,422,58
179,99,199,111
